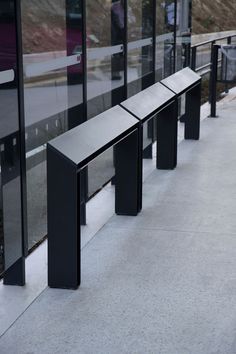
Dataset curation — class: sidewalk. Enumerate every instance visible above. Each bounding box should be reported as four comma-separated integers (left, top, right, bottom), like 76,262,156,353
1,93,236,354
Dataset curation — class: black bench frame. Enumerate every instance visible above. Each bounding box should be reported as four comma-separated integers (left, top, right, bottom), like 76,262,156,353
47,106,142,289
47,68,201,290
161,67,202,140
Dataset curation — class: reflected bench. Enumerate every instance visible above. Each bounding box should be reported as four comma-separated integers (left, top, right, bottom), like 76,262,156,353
161,67,201,140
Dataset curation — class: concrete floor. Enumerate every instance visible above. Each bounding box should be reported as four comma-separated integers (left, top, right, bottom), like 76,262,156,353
1,95,236,353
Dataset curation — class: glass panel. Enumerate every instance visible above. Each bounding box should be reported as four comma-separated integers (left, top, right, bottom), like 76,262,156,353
127,0,154,151
155,0,175,82
22,0,83,250
0,0,23,274
127,0,154,97
86,0,125,197
195,43,211,72
176,0,192,71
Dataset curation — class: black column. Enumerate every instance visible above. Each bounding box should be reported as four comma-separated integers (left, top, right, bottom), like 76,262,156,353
156,100,178,169
115,128,142,215
185,83,201,140
3,258,25,286
47,145,80,289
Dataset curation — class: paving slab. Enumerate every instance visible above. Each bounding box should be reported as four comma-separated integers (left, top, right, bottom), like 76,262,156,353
1,226,236,354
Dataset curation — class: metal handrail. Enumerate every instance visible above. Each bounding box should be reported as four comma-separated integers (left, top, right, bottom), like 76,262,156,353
191,33,236,111
191,35,236,72
191,34,236,49
195,58,222,73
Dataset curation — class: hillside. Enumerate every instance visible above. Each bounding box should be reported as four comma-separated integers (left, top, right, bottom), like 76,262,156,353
20,0,236,53
192,0,236,34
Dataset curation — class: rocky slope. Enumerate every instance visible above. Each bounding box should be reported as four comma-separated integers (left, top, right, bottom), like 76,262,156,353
20,0,236,53
192,0,236,34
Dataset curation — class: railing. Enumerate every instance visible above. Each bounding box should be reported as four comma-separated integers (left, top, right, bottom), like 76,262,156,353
191,34,236,74
191,33,236,116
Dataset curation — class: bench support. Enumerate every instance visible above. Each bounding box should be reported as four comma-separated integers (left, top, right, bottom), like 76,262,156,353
115,129,142,215
47,145,80,290
3,257,25,286
185,83,201,140
48,128,142,289
156,101,178,170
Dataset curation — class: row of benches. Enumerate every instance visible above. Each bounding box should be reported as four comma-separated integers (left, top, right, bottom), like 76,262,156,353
47,67,201,290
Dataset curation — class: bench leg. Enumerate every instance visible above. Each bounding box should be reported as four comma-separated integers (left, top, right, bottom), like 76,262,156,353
80,169,87,225
185,83,201,140
47,145,80,290
143,120,153,159
156,101,178,169
3,257,25,286
115,128,142,215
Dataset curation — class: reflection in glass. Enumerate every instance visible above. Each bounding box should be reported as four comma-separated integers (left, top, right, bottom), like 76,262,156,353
22,0,83,249
176,0,192,71
127,1,154,153
0,0,23,274
127,0,154,97
111,0,125,81
156,0,175,82
86,0,125,197
0,206,3,274
86,0,125,107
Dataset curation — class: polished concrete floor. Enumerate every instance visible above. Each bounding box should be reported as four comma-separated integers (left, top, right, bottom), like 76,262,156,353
1,95,236,353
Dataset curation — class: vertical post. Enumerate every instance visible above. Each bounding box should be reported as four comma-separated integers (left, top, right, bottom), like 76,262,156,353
80,0,88,225
185,82,201,140
143,120,153,159
156,100,178,169
210,45,219,118
124,0,128,99
47,145,80,289
173,0,177,73
115,128,142,215
80,171,87,225
191,46,197,71
209,40,216,104
225,36,232,94
3,258,25,286
3,0,26,285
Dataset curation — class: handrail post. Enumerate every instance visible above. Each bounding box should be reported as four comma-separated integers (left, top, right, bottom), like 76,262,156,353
210,44,219,118
191,46,197,71
225,36,232,94
208,40,216,104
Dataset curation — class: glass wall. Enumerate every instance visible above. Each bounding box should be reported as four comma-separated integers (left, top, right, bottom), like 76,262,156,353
86,0,125,197
175,0,192,71
127,0,154,97
21,0,83,249
0,0,23,274
155,0,175,82
0,0,192,258
127,0,154,154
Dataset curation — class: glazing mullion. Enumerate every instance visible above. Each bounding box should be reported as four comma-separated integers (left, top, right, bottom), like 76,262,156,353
0,0,25,284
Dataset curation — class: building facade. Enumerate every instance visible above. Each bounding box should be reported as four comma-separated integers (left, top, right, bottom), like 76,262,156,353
0,0,192,283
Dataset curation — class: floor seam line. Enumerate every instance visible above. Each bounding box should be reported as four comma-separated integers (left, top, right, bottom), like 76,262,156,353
0,287,48,339
103,225,236,236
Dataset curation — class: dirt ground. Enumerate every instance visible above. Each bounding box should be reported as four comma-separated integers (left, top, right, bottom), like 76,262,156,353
192,0,236,34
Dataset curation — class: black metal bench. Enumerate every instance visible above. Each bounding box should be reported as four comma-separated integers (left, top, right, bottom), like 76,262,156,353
47,84,178,290
47,70,202,291
47,106,142,289
120,82,178,171
161,67,201,140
